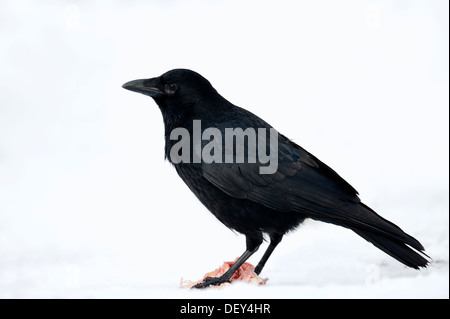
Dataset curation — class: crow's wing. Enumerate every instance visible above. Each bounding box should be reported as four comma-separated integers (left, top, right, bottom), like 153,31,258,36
201,133,361,216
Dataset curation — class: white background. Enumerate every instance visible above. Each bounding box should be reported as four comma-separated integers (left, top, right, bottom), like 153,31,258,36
0,0,448,298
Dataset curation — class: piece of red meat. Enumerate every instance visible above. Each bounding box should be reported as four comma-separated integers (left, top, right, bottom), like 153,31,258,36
180,258,268,288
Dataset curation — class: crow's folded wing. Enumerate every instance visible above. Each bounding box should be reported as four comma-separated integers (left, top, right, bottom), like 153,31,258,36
201,135,361,215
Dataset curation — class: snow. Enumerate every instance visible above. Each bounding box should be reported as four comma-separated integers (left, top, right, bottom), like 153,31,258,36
0,0,448,299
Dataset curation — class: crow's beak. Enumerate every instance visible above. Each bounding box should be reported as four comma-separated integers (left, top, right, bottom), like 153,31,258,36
122,77,165,97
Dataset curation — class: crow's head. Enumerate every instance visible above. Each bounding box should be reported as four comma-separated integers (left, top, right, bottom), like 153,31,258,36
122,69,225,116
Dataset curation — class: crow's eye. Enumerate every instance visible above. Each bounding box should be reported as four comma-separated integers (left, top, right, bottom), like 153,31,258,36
165,83,178,94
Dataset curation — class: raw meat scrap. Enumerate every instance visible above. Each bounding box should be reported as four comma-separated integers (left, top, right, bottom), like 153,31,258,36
180,258,268,288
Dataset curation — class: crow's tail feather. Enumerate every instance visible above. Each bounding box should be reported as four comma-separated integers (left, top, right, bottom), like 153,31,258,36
351,227,429,269
297,199,430,268
348,203,430,269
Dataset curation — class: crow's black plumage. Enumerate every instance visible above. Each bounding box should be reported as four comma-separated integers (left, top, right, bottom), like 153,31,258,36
122,69,429,288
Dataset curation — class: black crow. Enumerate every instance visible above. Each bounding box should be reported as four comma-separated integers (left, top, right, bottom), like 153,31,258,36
122,69,429,288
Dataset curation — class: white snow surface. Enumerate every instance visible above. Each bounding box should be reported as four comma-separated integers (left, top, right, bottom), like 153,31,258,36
0,0,448,298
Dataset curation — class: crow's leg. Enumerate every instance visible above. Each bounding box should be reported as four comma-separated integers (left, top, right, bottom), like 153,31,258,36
192,235,262,289
254,233,282,275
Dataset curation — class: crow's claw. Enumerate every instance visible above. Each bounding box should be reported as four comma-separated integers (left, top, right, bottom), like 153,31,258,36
191,276,230,289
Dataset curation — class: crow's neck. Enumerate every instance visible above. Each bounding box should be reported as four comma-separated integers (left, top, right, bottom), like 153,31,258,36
161,105,194,162
160,96,232,163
